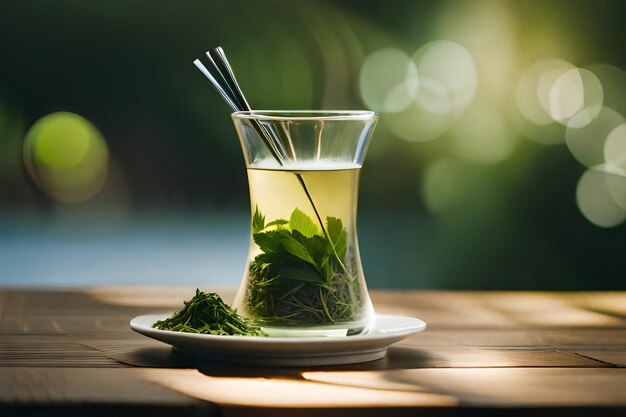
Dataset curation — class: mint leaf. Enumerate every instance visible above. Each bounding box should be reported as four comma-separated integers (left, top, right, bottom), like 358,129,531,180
266,219,289,228
289,208,318,238
293,231,332,265
253,230,286,254
252,205,265,233
281,234,317,266
327,216,347,259
247,207,359,326
275,265,326,285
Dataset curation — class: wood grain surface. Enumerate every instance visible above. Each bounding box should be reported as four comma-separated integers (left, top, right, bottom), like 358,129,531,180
0,287,624,416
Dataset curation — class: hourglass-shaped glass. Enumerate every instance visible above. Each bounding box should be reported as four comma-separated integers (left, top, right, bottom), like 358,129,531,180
231,111,378,337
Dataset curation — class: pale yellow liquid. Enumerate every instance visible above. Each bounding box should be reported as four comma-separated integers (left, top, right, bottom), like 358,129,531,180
234,164,374,337
247,165,359,233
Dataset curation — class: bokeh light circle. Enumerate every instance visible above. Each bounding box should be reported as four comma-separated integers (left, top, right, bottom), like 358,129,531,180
32,113,92,169
385,100,457,142
576,168,626,228
412,40,477,114
359,48,418,113
604,123,626,174
515,59,576,127
586,64,626,116
605,168,626,211
23,112,109,203
383,40,476,143
565,106,624,168
549,68,603,126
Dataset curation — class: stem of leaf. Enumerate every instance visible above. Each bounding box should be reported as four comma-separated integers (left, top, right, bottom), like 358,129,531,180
295,173,349,275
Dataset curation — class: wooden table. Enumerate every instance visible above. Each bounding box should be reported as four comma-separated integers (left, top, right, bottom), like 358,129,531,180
1,287,625,416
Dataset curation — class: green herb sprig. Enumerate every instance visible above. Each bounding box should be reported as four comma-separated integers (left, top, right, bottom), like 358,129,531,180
246,206,362,326
153,289,265,336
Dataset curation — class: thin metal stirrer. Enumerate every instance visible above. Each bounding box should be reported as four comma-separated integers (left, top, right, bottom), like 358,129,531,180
193,47,335,242
193,48,287,162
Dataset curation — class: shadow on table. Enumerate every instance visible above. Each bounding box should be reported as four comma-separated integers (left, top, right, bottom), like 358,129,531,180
108,345,434,377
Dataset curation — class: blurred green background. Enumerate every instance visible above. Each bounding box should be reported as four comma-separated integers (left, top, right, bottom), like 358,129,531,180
1,0,625,289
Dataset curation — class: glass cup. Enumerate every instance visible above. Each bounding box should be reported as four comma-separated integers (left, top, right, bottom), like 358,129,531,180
231,111,378,337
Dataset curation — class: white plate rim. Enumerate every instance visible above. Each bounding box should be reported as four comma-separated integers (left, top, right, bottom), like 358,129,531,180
130,313,426,346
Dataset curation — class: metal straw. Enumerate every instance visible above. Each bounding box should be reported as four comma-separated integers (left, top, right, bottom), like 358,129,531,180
193,48,287,162
193,47,332,239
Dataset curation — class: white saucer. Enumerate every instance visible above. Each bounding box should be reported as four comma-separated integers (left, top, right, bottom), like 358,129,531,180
130,314,426,367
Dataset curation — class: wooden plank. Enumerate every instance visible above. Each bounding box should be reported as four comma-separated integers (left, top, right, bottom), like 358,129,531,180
566,292,626,319
302,368,626,407
371,291,626,330
2,367,625,415
477,292,624,328
0,314,145,336
142,368,457,408
382,345,607,368
563,348,626,367
0,367,212,407
539,329,626,346
0,367,456,411
0,287,236,335
400,329,543,346
0,336,127,368
370,291,518,329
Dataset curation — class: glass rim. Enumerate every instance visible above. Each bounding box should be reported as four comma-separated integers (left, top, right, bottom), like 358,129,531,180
231,110,377,121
